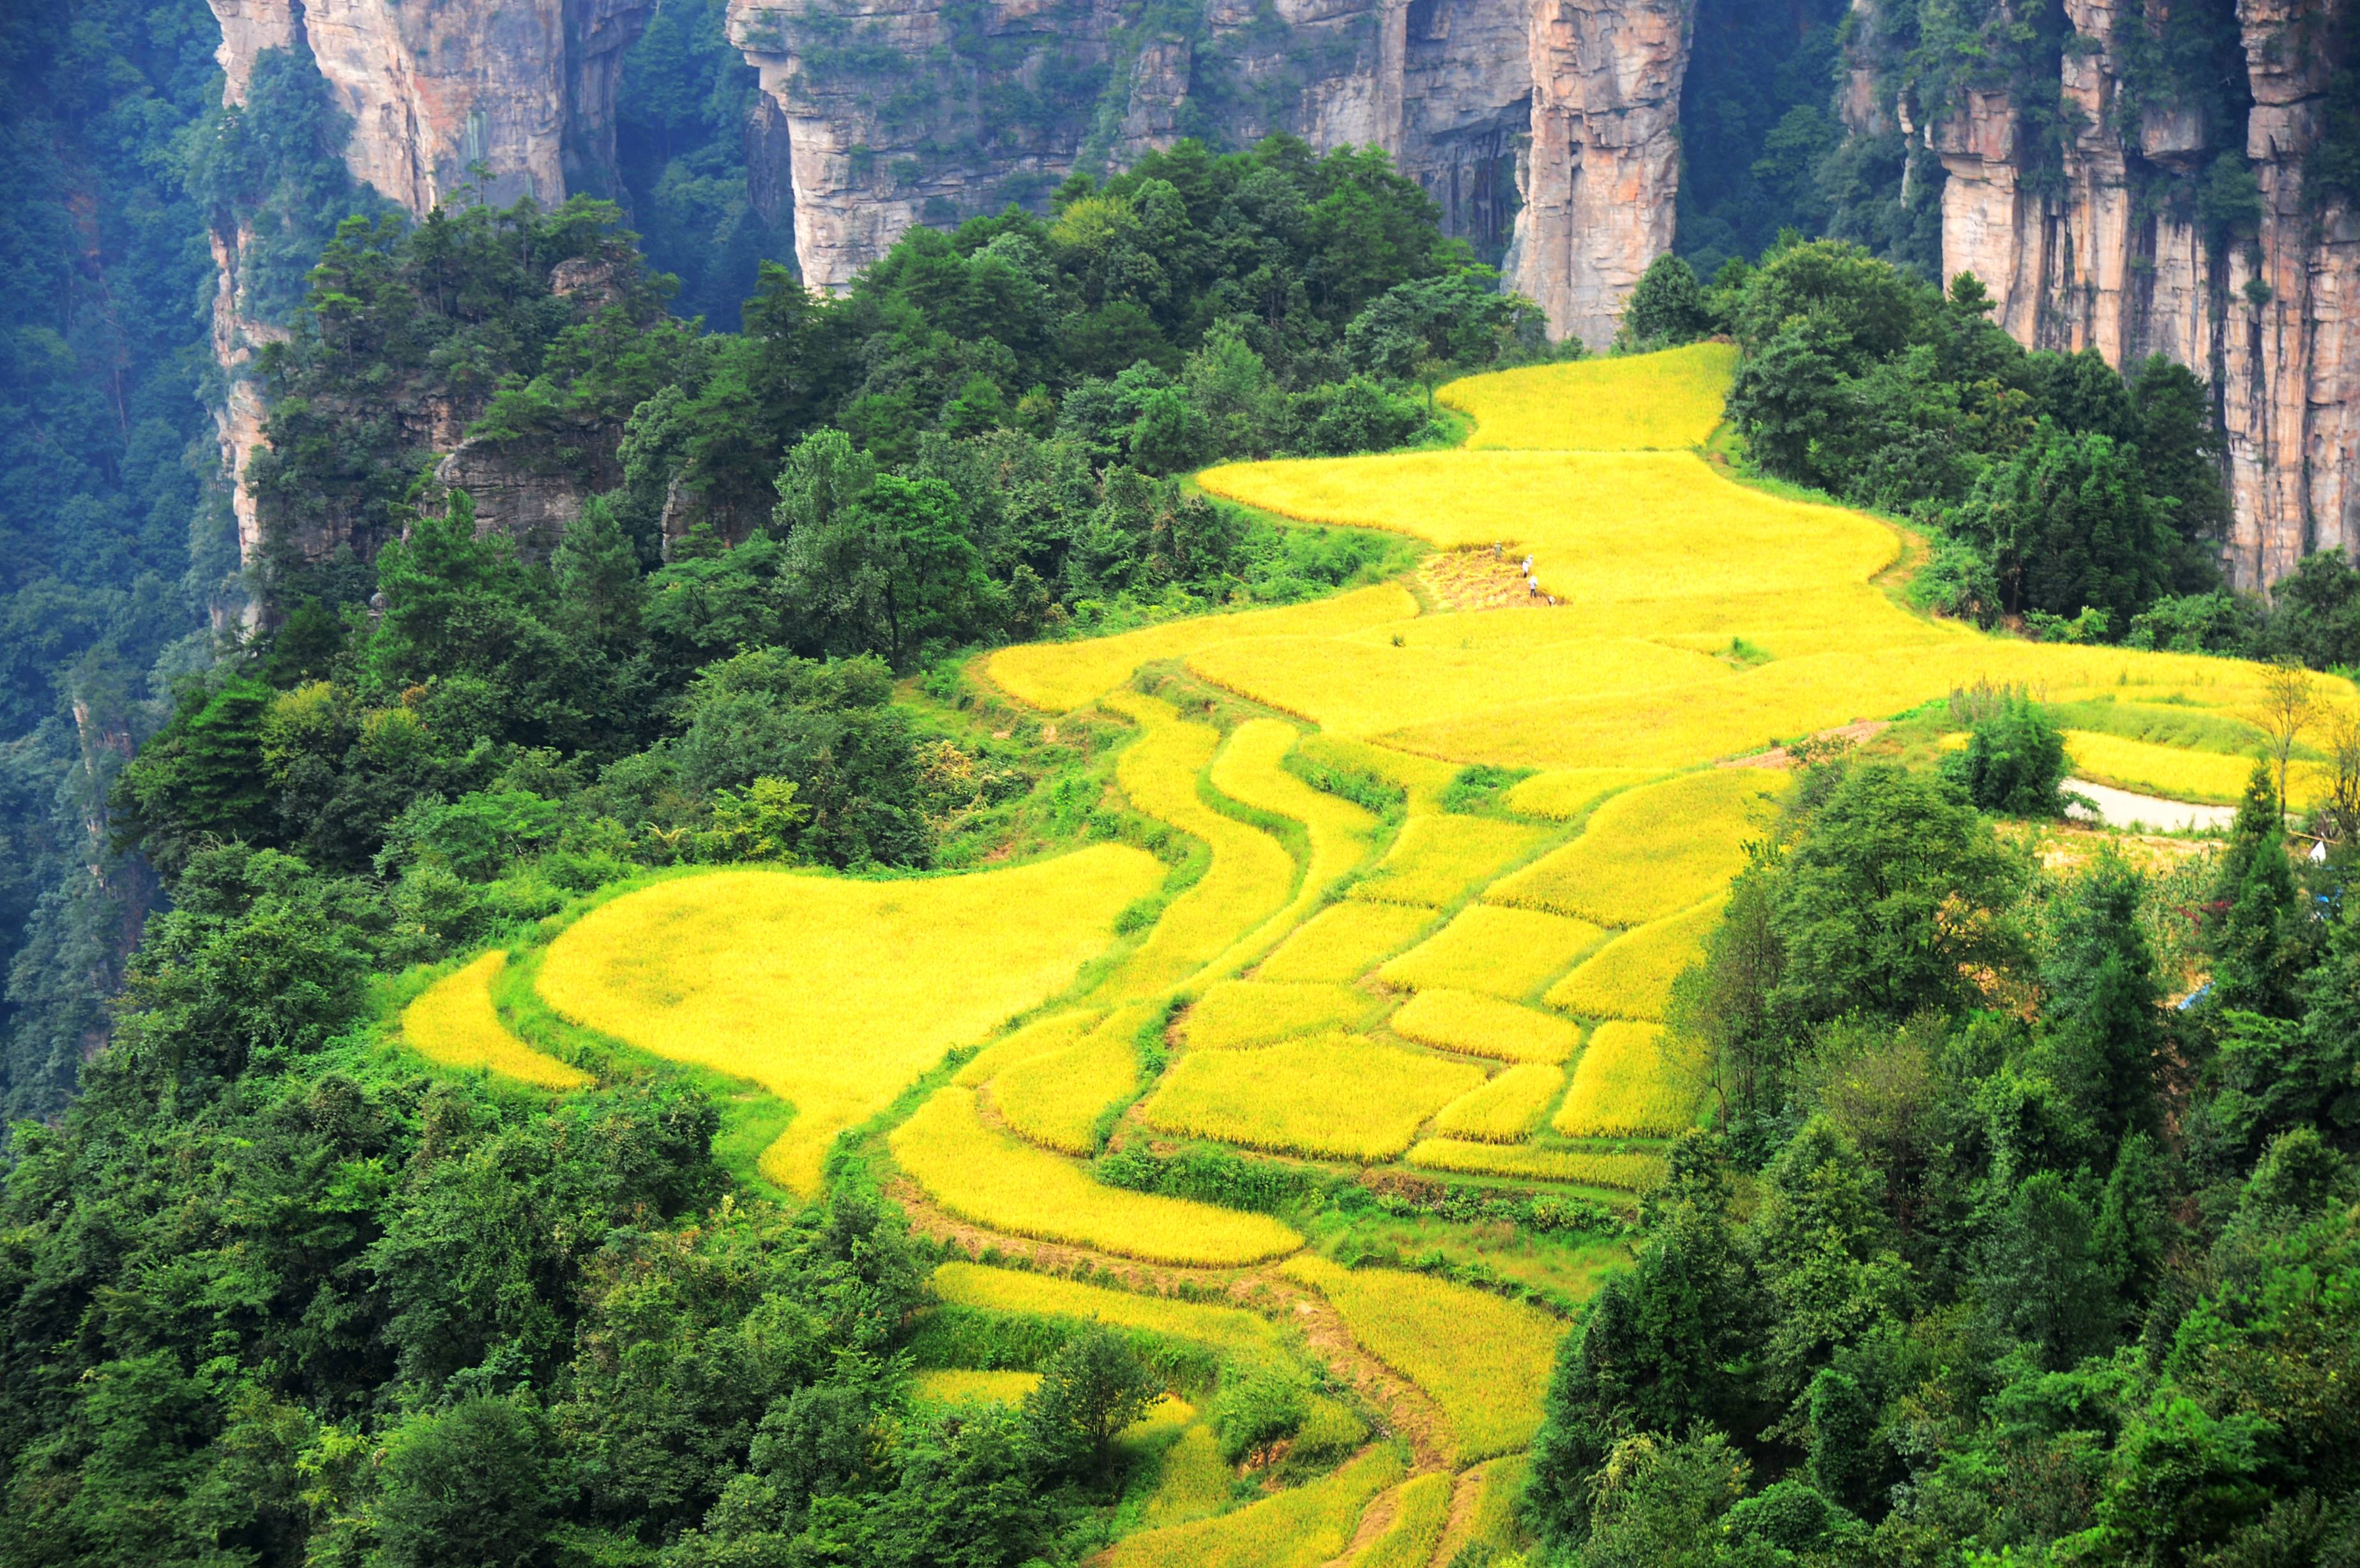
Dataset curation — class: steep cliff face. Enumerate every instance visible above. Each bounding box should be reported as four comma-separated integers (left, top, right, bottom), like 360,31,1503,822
1508,0,1693,348
723,0,1686,347
205,0,656,583
1913,0,2356,589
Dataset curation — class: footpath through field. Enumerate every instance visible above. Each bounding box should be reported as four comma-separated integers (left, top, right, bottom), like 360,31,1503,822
429,340,2343,1565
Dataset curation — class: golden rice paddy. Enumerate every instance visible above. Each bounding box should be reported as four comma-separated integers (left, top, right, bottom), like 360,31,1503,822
1547,896,1727,1021
1440,339,1739,451
401,951,589,1090
890,1087,1303,1264
532,345,2359,1564
536,847,1162,1193
1379,903,1605,998
991,1015,1140,1154
1282,1256,1559,1463
932,1262,1287,1355
1181,981,1372,1048
1255,900,1438,983
2064,728,2318,807
1406,1139,1668,1192
1431,1063,1566,1142
1388,988,1582,1064
1101,692,1300,997
1488,769,1783,926
1350,1472,1456,1568
1554,1020,1710,1140
1142,1034,1485,1160
1349,815,1550,908
1108,1444,1409,1568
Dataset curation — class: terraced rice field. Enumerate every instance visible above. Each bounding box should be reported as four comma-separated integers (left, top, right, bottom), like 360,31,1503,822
400,951,589,1090
536,847,1162,1193
446,342,2353,1566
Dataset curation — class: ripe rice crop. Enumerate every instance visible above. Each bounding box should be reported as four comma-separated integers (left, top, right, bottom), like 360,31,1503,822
1431,1064,1564,1142
1142,1424,1234,1528
1379,904,1605,998
1547,897,1725,1021
1209,718,1378,900
955,1009,1103,1087
932,1262,1287,1355
402,951,589,1090
912,1369,1041,1406
1388,989,1581,1064
1280,1256,1560,1463
1142,1034,1484,1160
1255,901,1438,983
1553,1020,1709,1140
1181,981,1371,1049
992,1014,1141,1154
1296,733,1461,811
538,846,1162,1194
889,1087,1303,1265
1439,341,1739,451
2063,729,2317,807
1407,1138,1668,1192
1488,769,1781,926
1101,692,1298,997
1451,1455,1531,1563
1199,451,1897,608
1187,630,1725,739
988,584,1416,712
1109,1443,1409,1568
1506,767,1661,820
1350,1472,1455,1568
1350,815,1551,908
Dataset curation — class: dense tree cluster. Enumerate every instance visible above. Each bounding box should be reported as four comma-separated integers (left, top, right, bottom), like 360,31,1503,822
1527,757,2360,1564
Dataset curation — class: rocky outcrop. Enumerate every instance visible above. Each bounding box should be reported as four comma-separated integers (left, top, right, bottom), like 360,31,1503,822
723,0,1686,346
1914,0,2357,590
1506,0,1694,349
204,0,656,595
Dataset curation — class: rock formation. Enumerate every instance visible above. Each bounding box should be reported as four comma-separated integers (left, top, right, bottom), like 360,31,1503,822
204,0,656,589
722,0,1691,347
1910,0,2357,590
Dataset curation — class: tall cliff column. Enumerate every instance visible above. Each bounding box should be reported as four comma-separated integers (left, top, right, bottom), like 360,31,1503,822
2223,0,2358,587
203,0,654,587
1508,0,1696,350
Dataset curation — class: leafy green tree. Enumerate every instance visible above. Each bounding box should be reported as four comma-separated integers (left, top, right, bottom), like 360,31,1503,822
1766,762,2027,1033
1573,1431,1750,1568
1617,253,1714,351
374,1398,563,1568
1527,1163,1757,1548
1951,423,2168,626
1752,1117,1912,1403
109,677,277,874
2039,850,2166,1143
1022,1326,1158,1477
782,474,992,663
1940,691,2069,815
2208,765,2309,1017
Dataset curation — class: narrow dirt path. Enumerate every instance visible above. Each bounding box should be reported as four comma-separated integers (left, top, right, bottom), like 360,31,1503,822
1322,1482,1403,1568
1428,1461,1492,1567
893,1177,1456,1472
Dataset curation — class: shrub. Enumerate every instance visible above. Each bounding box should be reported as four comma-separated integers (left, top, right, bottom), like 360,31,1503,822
1940,691,2069,815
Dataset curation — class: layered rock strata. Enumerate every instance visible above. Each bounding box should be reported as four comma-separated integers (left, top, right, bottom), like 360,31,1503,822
204,0,656,585
723,0,1690,347
1919,0,2357,589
